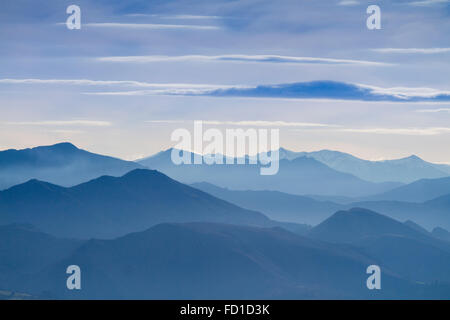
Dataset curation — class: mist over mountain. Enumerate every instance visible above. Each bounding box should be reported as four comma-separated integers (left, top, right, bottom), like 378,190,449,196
138,149,400,198
308,208,450,284
0,143,142,190
191,182,341,225
364,176,450,203
276,148,450,184
0,169,308,238
352,193,450,231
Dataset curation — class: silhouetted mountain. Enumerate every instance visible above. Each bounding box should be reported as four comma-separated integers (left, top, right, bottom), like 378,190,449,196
0,224,81,290
403,220,430,235
2,221,450,299
365,176,450,203
0,169,307,238
29,222,430,299
308,208,430,244
432,227,450,242
139,149,399,197
307,208,450,283
348,192,450,231
191,182,341,225
0,143,142,190
277,148,449,184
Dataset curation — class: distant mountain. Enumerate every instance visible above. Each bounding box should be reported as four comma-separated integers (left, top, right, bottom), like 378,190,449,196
277,148,450,184
28,222,433,299
0,143,142,190
191,182,341,225
348,191,450,231
0,169,308,238
365,176,450,203
403,220,430,235
138,149,400,198
307,208,430,244
432,227,450,242
307,208,450,283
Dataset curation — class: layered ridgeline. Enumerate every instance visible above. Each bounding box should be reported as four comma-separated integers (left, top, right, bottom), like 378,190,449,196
2,211,450,299
0,169,309,239
138,149,401,198
0,143,142,190
277,148,450,184
191,181,450,230
308,208,450,284
191,182,343,225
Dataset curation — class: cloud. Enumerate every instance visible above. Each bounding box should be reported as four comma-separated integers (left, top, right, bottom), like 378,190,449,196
339,127,450,136
84,23,220,30
372,48,450,54
338,0,360,6
0,78,237,92
4,78,450,103
3,120,112,127
97,54,391,66
416,108,450,113
125,14,223,20
146,120,338,127
198,81,450,102
408,0,450,6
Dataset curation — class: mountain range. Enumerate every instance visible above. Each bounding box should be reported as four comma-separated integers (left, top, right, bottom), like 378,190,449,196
0,142,141,190
278,148,450,184
0,168,308,238
2,209,450,299
138,148,401,198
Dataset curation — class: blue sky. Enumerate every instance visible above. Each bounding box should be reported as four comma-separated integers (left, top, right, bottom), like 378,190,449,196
0,0,450,162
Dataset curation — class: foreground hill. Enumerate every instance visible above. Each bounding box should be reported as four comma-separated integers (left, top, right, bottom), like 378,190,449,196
0,143,141,190
139,149,399,198
0,169,307,238
3,218,450,299
19,223,434,299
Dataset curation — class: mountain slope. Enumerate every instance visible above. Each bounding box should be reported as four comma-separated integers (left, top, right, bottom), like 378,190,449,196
191,182,342,225
0,143,142,190
0,169,305,238
139,149,399,197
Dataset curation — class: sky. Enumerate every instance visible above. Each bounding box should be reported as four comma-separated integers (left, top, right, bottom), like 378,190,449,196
0,0,450,162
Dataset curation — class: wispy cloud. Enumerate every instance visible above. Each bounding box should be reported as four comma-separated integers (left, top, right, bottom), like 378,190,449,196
126,14,223,20
338,0,360,6
97,54,391,66
4,78,450,103
83,81,450,102
84,23,220,30
339,127,450,136
372,48,450,54
357,84,450,99
3,120,112,127
146,120,338,128
0,78,237,92
408,0,450,6
416,108,450,113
